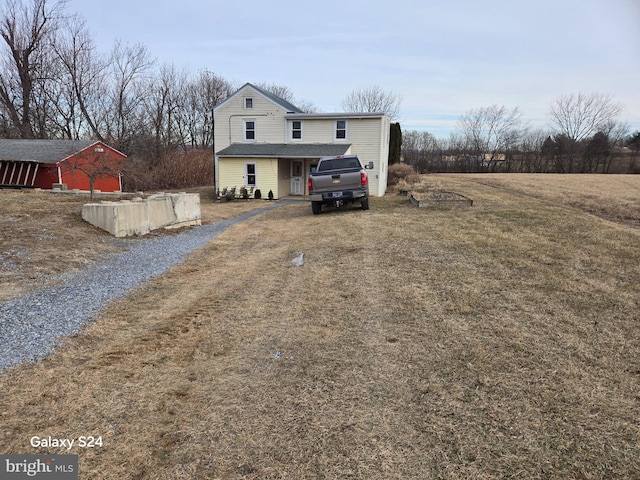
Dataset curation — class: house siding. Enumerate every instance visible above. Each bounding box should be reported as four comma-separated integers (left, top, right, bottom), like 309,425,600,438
215,86,291,149
218,157,279,198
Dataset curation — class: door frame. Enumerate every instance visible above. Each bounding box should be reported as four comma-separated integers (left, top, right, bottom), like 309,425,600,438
290,159,304,196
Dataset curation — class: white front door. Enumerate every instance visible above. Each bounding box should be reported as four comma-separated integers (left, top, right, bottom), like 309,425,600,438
290,160,303,196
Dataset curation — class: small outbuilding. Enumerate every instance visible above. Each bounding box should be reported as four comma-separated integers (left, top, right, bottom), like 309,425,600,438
0,139,126,192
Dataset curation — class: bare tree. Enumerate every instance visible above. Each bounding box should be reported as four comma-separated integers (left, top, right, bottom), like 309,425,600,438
0,0,66,138
52,14,108,140
66,145,125,198
548,92,623,142
173,70,234,150
28,41,60,137
457,105,524,169
103,40,154,150
256,82,294,102
518,129,550,173
141,63,183,155
402,130,439,173
39,51,78,138
341,85,401,120
196,70,234,145
599,119,629,149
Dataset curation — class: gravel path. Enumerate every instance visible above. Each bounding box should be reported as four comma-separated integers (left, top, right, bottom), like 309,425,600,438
0,201,290,371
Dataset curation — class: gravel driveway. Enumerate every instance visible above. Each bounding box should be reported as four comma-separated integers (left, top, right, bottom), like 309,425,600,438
0,201,290,371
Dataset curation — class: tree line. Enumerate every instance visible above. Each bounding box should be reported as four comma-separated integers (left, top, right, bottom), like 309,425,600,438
402,95,639,174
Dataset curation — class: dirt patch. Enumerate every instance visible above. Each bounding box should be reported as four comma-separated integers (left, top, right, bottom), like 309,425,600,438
1,177,639,479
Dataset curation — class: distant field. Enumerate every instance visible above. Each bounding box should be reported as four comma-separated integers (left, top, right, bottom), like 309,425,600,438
1,175,639,479
460,173,640,226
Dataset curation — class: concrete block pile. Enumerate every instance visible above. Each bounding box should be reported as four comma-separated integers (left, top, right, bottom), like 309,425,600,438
81,193,201,237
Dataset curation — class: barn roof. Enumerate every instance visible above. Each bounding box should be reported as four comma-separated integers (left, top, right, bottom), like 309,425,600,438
0,139,97,164
217,143,351,158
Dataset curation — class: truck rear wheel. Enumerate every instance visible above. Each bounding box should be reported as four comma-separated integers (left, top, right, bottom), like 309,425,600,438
311,201,322,215
361,197,370,210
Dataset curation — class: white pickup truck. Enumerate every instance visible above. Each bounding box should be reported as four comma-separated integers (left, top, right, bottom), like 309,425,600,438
307,155,374,215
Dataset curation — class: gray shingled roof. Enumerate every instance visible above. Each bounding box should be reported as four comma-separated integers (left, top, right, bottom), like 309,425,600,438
246,83,305,113
0,139,96,164
217,143,351,158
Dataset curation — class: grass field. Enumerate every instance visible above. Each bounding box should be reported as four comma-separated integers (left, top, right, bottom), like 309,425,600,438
1,175,639,479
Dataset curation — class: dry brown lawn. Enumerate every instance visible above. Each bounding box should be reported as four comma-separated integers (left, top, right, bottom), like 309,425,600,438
0,188,265,301
1,175,639,479
460,174,640,227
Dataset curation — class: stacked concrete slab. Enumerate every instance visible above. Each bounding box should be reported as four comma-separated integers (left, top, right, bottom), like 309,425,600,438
81,193,202,237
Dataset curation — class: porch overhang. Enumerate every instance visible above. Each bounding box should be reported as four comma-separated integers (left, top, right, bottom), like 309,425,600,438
216,143,351,159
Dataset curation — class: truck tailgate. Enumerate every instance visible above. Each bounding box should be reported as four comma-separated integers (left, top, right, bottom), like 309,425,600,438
309,168,362,193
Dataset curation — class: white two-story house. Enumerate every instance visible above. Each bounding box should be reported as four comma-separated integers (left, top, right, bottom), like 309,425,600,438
214,83,390,199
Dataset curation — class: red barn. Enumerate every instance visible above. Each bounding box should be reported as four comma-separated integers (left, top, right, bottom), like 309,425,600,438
0,139,126,192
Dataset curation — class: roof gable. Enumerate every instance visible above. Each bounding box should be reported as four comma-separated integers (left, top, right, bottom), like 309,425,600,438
214,83,304,114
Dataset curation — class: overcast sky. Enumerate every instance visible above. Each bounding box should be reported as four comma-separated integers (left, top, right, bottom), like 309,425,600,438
68,0,640,138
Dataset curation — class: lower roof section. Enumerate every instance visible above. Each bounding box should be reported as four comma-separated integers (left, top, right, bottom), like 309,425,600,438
216,143,351,159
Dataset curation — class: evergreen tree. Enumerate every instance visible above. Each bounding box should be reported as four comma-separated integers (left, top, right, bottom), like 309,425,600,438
388,122,402,165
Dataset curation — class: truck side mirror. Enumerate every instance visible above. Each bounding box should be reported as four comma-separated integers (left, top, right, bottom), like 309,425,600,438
365,161,374,169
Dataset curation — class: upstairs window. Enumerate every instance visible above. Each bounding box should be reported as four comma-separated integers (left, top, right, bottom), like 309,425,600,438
244,97,253,109
291,120,303,140
244,119,256,141
335,120,347,140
